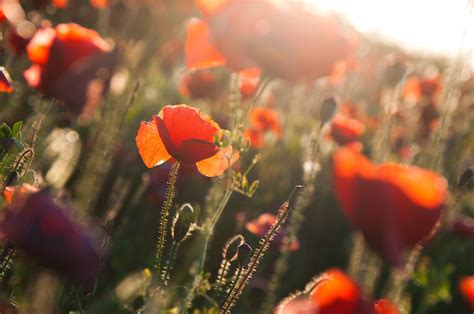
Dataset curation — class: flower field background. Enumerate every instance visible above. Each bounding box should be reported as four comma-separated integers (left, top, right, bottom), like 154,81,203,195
0,1,473,313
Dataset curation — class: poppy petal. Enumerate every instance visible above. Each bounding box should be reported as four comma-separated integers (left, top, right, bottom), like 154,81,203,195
177,138,219,163
160,105,221,148
185,18,226,70
196,145,239,177
0,67,13,93
136,119,171,168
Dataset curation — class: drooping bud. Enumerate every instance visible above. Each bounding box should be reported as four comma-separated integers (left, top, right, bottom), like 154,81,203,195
383,53,407,87
223,235,245,262
319,95,339,125
236,243,252,267
171,203,197,243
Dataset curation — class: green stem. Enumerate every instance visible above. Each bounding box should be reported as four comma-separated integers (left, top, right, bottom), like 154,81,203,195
155,161,180,282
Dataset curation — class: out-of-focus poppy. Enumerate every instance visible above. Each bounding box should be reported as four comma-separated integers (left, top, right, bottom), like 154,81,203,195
419,101,440,139
24,23,119,115
332,147,446,266
0,67,13,93
276,269,398,314
309,268,371,314
0,190,100,292
192,0,356,81
0,8,5,23
246,213,299,251
53,0,68,8
403,75,442,103
329,114,365,146
136,104,239,177
244,107,281,148
459,276,474,310
179,69,219,99
239,68,261,100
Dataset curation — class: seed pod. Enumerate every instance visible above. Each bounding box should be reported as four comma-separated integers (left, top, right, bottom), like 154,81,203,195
319,95,339,125
223,235,245,262
236,243,252,267
171,203,196,243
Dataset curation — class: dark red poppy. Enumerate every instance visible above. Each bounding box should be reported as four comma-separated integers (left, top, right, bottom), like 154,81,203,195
0,67,13,93
0,190,100,292
459,276,474,310
0,8,5,24
191,0,356,81
332,147,446,266
24,23,119,115
179,69,219,99
246,213,299,251
403,75,442,103
244,107,282,148
329,114,365,146
136,104,239,177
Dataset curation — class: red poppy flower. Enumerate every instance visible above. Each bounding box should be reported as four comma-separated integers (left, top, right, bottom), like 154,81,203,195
332,147,446,266
276,269,398,314
24,23,118,114
136,104,239,177
179,69,220,99
403,75,442,103
0,8,5,24
309,268,371,314
459,276,474,310
246,213,299,251
244,107,282,148
191,0,356,81
239,68,261,99
0,67,13,93
329,114,365,146
0,190,100,292
7,26,35,56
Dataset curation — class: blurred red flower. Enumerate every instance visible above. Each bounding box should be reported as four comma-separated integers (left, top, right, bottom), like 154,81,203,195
190,0,356,81
246,213,299,251
309,268,371,314
244,107,282,148
24,23,118,115
0,190,100,292
329,114,365,146
459,276,474,310
0,67,13,93
332,147,446,266
403,75,442,103
452,216,474,238
90,0,108,8
276,269,398,314
136,104,239,177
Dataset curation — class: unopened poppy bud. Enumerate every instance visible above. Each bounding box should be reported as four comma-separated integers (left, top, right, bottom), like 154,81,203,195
319,95,339,125
240,136,251,151
384,54,407,87
223,235,245,261
236,243,252,267
458,167,473,188
172,203,196,243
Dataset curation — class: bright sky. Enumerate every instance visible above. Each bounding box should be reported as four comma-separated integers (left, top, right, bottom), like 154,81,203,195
309,0,474,64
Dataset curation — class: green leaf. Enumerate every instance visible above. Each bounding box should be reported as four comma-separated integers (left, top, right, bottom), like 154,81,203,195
0,123,12,138
12,121,22,138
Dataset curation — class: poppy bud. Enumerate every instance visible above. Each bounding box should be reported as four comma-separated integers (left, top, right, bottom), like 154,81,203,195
458,167,473,188
171,203,197,243
223,235,245,262
319,95,340,125
383,54,407,87
236,243,252,267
